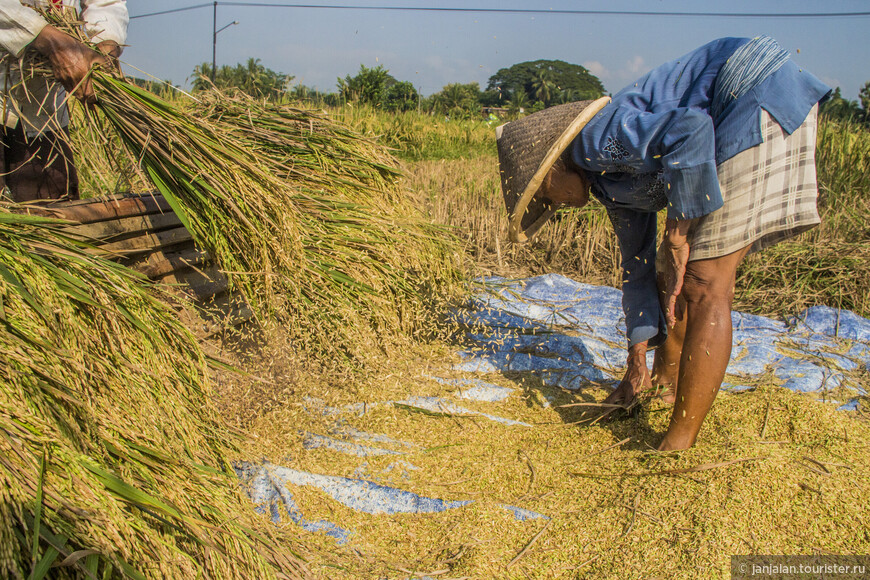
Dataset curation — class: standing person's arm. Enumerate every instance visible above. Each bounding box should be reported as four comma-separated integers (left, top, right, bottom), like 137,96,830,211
0,0,51,56
30,24,110,104
80,0,127,64
0,1,116,103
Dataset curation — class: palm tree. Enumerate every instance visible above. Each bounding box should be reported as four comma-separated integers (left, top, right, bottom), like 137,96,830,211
531,69,556,106
558,88,579,104
508,90,529,116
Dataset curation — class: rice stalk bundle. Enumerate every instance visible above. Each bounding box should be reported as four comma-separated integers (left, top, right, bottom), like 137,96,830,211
85,76,463,364
185,91,466,343
192,90,403,204
0,211,308,579
9,8,465,368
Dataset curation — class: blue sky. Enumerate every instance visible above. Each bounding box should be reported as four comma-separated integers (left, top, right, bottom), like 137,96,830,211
121,1,869,100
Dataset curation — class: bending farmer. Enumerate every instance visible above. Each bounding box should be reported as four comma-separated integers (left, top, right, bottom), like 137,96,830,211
0,0,128,201
496,36,830,450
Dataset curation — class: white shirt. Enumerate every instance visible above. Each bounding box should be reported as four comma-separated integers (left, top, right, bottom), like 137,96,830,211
0,0,128,134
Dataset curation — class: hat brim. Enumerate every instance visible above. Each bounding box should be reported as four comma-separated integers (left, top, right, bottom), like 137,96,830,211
508,96,610,243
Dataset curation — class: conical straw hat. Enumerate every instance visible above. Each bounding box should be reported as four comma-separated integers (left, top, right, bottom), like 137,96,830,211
496,97,610,243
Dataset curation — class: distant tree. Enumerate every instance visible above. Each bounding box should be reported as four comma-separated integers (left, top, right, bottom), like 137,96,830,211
508,90,529,116
487,60,605,106
127,76,174,94
384,81,419,112
430,82,481,118
191,62,215,91
287,83,330,104
191,58,291,98
337,64,397,106
531,69,557,106
479,88,506,107
859,80,870,121
557,88,580,104
821,86,864,122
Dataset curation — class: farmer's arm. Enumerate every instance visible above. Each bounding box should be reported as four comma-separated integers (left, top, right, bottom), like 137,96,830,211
80,0,128,61
600,206,663,406
662,217,693,327
607,206,664,349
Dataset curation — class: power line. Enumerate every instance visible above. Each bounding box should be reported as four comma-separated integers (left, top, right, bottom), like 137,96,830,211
130,4,213,19
130,3,870,20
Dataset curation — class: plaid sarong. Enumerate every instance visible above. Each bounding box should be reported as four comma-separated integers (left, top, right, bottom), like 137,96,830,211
688,104,820,260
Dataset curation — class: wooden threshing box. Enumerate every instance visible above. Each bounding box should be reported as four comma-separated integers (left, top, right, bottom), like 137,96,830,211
21,193,251,338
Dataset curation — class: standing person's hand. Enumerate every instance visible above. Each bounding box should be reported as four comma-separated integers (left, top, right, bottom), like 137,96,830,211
96,39,123,76
663,218,692,327
31,25,114,104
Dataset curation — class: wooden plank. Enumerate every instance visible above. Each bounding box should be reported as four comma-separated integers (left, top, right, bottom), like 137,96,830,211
156,265,229,302
127,247,210,280
13,193,252,329
20,194,173,224
99,226,193,256
63,212,183,242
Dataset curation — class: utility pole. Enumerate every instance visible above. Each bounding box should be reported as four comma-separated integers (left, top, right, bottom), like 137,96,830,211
211,2,217,82
211,2,239,83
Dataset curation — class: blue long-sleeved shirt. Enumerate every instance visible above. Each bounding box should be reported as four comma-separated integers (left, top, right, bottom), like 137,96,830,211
569,37,830,348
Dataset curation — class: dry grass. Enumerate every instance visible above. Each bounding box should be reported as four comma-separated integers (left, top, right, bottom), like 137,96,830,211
405,156,621,286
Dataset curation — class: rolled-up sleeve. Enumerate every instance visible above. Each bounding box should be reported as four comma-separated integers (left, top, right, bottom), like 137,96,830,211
0,0,48,56
604,205,667,348
81,0,128,45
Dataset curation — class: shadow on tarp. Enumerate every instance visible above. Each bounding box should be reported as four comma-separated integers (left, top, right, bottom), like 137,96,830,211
237,274,870,546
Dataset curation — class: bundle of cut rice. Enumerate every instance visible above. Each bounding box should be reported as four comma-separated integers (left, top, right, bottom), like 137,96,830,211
19,7,464,366
0,211,309,579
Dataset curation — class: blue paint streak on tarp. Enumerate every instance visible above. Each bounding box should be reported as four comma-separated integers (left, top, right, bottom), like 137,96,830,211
501,505,549,521
245,462,473,516
302,394,530,427
235,462,353,544
396,396,530,427
453,275,870,404
425,375,515,402
330,425,418,449
302,432,404,457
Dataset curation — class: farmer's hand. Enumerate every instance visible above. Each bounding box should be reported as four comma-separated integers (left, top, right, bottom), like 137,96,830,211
663,218,692,328
96,39,123,76
603,342,652,407
31,25,113,105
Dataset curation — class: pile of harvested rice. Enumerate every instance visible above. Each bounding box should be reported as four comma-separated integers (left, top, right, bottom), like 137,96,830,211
221,343,869,579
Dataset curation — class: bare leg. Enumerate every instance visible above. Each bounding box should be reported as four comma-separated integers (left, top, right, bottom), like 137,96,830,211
658,245,751,451
652,276,687,403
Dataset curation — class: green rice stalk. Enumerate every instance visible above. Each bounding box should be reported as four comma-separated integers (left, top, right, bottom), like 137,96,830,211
0,210,309,579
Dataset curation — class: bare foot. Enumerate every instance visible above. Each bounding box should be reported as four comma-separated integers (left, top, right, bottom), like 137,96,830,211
657,433,694,451
654,383,677,404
